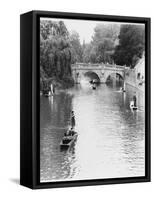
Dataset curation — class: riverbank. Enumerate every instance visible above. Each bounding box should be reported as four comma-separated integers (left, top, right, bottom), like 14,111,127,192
40,76,74,92
125,56,145,93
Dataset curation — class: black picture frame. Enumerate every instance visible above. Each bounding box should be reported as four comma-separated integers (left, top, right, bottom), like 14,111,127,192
20,10,151,189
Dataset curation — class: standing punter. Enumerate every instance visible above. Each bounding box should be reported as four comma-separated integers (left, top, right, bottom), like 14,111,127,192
133,93,137,107
71,111,75,128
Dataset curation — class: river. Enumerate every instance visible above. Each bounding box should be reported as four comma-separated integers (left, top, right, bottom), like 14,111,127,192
40,82,145,182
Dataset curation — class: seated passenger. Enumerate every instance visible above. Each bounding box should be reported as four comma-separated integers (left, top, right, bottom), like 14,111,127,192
64,132,67,136
69,128,74,136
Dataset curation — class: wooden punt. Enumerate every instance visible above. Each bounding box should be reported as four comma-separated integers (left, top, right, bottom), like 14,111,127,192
60,132,77,149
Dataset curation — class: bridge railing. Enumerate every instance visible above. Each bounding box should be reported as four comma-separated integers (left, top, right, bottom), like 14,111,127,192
71,63,101,68
105,64,125,69
71,63,125,70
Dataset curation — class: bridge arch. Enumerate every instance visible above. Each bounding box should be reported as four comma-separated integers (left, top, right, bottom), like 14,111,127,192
105,72,124,83
83,71,100,82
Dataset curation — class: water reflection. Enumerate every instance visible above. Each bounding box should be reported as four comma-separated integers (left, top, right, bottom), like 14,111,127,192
40,83,145,182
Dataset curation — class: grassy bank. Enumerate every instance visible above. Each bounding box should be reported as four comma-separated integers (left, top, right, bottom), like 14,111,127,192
40,76,74,91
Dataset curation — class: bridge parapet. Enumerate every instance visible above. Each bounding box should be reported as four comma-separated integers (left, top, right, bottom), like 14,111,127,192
72,63,125,70
72,63,101,67
71,63,102,70
105,64,125,69
104,66,125,71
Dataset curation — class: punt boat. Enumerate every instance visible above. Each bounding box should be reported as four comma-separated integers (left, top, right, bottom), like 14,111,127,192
60,131,77,149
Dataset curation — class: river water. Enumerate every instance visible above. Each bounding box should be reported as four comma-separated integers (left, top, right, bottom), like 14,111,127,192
40,82,145,182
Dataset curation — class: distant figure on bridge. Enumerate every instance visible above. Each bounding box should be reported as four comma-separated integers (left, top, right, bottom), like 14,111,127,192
71,111,75,128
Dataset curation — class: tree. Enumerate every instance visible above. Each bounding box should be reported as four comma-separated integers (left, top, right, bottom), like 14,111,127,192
40,20,73,89
113,24,145,67
82,24,120,63
92,24,120,44
40,20,69,40
82,43,97,63
69,31,83,63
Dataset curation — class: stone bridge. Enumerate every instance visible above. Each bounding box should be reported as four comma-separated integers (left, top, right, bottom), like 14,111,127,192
71,63,125,83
